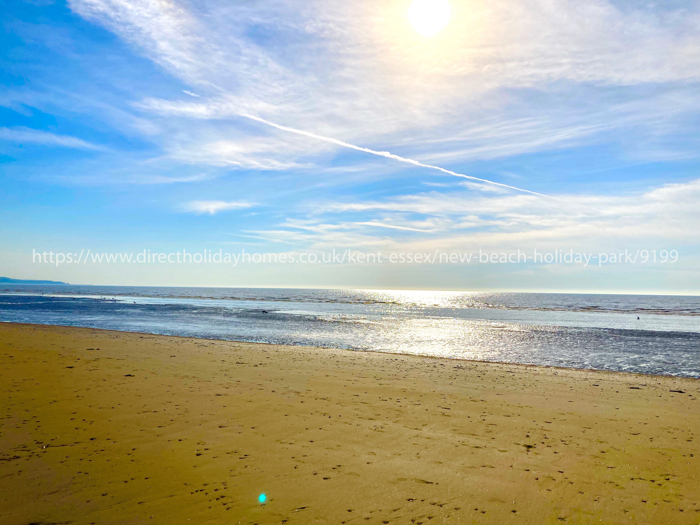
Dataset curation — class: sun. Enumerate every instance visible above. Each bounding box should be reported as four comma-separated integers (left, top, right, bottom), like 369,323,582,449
408,0,452,37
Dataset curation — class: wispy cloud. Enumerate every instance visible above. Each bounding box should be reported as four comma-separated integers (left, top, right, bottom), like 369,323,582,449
255,178,700,255
227,233,296,245
68,0,700,172
239,113,551,197
0,127,101,150
167,134,311,171
357,221,435,233
182,200,255,215
133,173,212,184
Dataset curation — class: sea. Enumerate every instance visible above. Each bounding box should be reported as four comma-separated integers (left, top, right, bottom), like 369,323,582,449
1,285,698,378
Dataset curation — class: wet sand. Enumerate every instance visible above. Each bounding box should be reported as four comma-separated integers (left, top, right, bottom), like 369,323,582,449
0,323,698,524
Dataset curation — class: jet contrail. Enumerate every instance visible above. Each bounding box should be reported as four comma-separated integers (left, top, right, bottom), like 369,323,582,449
242,113,552,199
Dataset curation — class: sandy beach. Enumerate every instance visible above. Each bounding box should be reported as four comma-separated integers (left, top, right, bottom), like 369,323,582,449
0,323,698,524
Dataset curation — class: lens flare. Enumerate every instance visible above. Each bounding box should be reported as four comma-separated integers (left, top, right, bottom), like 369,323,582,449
258,493,267,504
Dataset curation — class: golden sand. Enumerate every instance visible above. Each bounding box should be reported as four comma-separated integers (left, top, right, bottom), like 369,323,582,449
0,323,698,524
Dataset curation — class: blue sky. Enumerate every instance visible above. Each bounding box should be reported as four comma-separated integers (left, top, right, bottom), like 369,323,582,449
1,0,699,292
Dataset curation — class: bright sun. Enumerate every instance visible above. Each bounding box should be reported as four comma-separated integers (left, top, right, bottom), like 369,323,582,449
408,0,451,37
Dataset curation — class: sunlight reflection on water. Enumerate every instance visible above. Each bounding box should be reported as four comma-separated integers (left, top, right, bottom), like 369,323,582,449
1,286,699,377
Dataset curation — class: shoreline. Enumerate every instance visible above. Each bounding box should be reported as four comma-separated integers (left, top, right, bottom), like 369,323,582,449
2,320,699,381
1,322,698,524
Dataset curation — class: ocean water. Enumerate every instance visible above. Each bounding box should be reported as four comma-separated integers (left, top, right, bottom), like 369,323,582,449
1,285,698,377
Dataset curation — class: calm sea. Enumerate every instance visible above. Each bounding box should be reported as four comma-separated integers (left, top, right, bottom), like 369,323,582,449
1,285,698,377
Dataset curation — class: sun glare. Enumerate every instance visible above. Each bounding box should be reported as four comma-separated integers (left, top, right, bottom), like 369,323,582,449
408,0,451,37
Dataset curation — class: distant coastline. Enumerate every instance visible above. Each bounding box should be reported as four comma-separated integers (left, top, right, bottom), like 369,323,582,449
0,277,68,285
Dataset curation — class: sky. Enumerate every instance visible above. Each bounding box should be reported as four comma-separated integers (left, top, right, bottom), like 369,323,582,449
1,0,699,293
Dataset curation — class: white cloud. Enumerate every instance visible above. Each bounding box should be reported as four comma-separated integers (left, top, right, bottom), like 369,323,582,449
58,171,216,186
274,178,700,254
0,127,101,150
182,200,255,215
226,233,296,245
132,173,212,184
67,0,700,170
168,134,311,171
357,221,435,233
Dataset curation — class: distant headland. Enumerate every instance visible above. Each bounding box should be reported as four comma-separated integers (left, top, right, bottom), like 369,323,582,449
0,277,69,285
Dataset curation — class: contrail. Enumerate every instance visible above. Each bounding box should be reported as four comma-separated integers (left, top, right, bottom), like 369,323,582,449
242,114,552,199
